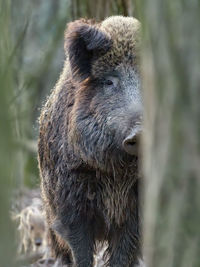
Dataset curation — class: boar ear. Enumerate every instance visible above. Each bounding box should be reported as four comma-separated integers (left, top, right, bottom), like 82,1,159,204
65,19,111,80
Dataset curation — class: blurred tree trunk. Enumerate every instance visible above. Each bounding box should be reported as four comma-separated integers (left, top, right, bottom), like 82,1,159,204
121,0,134,16
141,1,200,267
0,0,16,265
70,0,135,20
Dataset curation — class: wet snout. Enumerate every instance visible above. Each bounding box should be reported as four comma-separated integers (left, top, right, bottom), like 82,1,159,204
122,125,142,156
35,238,42,247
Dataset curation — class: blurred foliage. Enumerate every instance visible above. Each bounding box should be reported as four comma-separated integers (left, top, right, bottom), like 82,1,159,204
10,0,71,189
2,0,200,266
0,0,16,265
140,0,200,266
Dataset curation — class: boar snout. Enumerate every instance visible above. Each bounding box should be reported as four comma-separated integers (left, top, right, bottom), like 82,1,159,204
122,125,142,156
35,238,42,247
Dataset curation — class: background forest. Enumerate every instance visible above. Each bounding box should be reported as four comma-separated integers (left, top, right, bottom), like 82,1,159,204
1,0,200,267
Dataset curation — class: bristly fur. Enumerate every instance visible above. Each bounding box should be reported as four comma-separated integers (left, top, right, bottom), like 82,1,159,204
92,16,141,75
38,16,142,267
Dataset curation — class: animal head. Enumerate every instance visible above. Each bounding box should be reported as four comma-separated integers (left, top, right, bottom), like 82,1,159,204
14,202,46,254
65,16,142,172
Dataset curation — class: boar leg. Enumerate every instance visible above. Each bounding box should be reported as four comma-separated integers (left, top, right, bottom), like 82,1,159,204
52,216,94,267
108,213,140,267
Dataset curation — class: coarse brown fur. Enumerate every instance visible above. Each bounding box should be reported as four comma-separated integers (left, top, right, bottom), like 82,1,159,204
38,16,142,267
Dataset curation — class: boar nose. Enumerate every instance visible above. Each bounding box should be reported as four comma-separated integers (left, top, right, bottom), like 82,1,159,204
35,238,42,246
122,126,142,156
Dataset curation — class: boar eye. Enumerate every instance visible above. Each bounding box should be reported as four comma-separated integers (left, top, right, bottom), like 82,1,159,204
104,76,119,87
106,80,113,85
